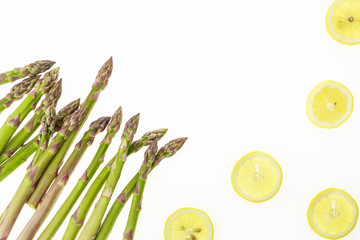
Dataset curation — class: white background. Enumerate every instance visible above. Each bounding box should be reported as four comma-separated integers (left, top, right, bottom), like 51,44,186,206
0,0,360,239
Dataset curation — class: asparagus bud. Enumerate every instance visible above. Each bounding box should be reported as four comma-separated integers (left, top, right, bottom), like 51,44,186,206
154,137,188,165
54,99,80,130
0,60,55,85
102,106,122,144
129,128,168,154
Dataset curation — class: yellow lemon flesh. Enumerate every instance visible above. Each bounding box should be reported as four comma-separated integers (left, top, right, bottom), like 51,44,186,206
231,151,282,203
326,0,360,45
164,208,214,240
307,81,353,129
308,188,359,239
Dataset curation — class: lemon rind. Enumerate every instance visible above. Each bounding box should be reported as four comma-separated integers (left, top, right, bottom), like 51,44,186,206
306,80,354,129
326,0,360,45
231,151,283,203
307,188,359,239
164,207,214,240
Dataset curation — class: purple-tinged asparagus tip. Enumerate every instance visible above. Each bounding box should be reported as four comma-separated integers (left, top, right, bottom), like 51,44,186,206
108,106,122,133
92,57,113,91
68,107,88,131
55,98,80,130
88,116,110,137
154,137,188,165
144,141,158,165
122,113,140,142
27,60,56,77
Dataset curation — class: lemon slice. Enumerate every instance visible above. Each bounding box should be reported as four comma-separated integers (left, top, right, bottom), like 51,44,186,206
307,81,353,129
308,188,359,239
231,151,282,203
164,207,214,240
326,0,360,45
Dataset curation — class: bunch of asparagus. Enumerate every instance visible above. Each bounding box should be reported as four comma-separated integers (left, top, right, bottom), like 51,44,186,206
0,58,187,240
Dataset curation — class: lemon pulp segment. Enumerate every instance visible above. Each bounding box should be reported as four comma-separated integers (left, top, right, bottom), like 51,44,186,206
164,208,214,240
231,151,282,203
326,0,360,45
308,188,358,239
307,81,353,129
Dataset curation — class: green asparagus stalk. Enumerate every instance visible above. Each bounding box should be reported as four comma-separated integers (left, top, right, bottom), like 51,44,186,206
26,57,113,208
123,142,157,240
38,106,123,240
77,114,140,240
31,106,57,168
61,128,167,240
0,68,59,155
0,60,55,86
0,107,87,240
18,117,110,240
0,137,38,182
0,99,79,181
95,137,187,240
0,79,63,164
0,75,39,113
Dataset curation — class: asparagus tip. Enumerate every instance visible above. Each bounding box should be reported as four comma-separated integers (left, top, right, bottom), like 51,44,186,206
154,137,188,165
88,116,111,137
92,57,113,91
108,106,122,133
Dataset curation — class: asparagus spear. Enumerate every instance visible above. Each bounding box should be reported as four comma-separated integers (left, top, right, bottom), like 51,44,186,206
0,68,59,155
38,106,123,240
18,117,110,240
0,107,87,240
0,100,80,181
0,75,39,113
0,137,38,182
0,60,55,86
123,142,157,240
31,106,57,168
27,57,113,208
77,114,140,240
59,128,167,240
95,137,187,240
0,79,63,164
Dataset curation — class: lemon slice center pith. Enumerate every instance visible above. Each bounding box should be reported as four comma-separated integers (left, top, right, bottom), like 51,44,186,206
184,227,201,239
231,151,282,203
